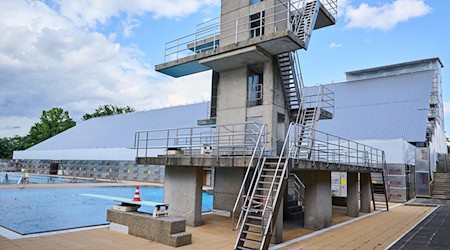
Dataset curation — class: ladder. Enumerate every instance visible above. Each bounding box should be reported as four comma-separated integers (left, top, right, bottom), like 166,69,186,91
234,156,288,250
290,0,321,49
370,161,389,211
277,51,303,120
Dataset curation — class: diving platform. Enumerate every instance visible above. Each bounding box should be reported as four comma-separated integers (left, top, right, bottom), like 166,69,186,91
136,155,384,174
156,0,337,77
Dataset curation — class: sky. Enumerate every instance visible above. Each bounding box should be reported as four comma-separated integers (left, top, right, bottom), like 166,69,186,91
0,0,449,138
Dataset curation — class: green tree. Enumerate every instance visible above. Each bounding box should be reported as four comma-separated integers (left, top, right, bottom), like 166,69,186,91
24,107,76,148
0,136,25,159
82,104,135,121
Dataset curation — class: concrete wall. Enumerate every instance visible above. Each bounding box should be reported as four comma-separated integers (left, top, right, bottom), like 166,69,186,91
8,159,165,183
213,167,246,213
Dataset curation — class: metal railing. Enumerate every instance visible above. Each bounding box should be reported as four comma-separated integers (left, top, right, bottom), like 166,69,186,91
134,122,268,160
232,124,268,230
289,172,305,205
163,0,337,62
288,122,385,168
303,85,335,115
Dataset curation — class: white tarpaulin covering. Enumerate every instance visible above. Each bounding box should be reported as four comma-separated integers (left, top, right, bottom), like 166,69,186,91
352,138,416,165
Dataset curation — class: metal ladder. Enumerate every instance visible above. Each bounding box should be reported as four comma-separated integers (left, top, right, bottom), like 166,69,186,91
290,0,321,49
234,156,288,250
370,158,390,211
277,51,304,120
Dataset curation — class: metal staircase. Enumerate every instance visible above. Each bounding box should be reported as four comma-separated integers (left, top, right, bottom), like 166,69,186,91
290,0,321,49
370,157,390,211
277,51,304,120
234,156,288,250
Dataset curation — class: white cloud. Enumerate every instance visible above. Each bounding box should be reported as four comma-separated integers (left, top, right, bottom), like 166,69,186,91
53,0,219,28
328,42,342,48
122,16,141,38
0,117,36,138
444,101,450,116
345,0,431,31
0,0,212,137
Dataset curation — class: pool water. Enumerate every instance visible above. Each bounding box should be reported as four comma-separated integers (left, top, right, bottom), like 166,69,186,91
0,186,213,235
0,172,106,185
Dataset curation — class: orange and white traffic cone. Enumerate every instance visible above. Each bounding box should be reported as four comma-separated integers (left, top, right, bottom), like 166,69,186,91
132,186,141,202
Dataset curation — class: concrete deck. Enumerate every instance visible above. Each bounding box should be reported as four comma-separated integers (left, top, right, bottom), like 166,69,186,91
0,204,432,250
136,155,383,174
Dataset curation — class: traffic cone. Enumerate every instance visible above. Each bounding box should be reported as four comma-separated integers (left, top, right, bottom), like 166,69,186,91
132,186,141,202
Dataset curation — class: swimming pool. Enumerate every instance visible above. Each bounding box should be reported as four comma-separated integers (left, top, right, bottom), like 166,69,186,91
0,172,107,185
0,186,213,235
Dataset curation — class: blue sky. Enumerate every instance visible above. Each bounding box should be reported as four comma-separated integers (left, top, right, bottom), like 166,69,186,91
0,0,449,137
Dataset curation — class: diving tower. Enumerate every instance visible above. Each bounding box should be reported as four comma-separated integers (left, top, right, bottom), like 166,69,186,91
139,1,390,249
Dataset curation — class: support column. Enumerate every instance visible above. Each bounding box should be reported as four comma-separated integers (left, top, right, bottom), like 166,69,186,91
304,171,332,230
164,166,203,226
271,198,283,244
360,173,372,213
213,168,245,215
346,172,359,217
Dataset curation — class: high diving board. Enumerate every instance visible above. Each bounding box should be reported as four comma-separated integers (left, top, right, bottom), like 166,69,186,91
81,194,169,217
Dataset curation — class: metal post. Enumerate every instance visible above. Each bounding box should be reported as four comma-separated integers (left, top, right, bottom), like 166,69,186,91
176,40,179,60
166,130,170,162
145,132,149,159
190,128,193,162
235,19,238,44
135,132,140,158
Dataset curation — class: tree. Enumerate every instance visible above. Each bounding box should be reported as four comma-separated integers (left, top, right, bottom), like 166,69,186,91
24,107,76,148
0,136,25,159
82,104,135,121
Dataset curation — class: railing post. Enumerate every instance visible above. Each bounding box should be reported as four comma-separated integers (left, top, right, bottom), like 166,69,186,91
135,132,140,158
286,0,290,31
145,132,149,159
166,130,170,162
176,39,179,60
235,19,238,44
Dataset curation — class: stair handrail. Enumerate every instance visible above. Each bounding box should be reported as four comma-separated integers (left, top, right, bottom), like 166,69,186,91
260,122,295,236
289,172,305,204
232,124,267,230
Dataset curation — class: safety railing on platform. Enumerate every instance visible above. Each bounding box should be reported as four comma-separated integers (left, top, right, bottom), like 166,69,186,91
134,122,268,161
303,85,335,115
288,123,386,169
163,0,337,62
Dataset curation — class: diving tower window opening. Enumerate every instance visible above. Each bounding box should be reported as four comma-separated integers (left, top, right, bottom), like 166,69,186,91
247,65,264,107
250,11,265,38
162,0,337,62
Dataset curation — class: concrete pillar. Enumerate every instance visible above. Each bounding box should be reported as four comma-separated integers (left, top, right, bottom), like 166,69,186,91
360,173,372,213
304,171,332,230
164,166,203,227
271,198,283,244
213,168,246,215
346,172,359,217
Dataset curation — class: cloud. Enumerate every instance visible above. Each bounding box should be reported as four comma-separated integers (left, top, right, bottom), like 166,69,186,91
0,117,36,138
345,0,431,31
329,42,342,48
444,101,450,116
0,0,212,137
122,16,141,38
53,0,219,28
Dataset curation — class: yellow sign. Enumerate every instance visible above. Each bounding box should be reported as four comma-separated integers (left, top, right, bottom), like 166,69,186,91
127,169,131,173
372,180,377,184
147,170,151,175
341,179,346,185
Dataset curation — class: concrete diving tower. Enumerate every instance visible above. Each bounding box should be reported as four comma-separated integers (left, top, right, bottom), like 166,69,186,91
156,0,337,77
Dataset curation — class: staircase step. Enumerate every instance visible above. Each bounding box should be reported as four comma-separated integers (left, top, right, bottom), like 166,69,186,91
247,215,263,220
243,230,262,236
237,246,254,250
245,222,262,228
240,238,262,245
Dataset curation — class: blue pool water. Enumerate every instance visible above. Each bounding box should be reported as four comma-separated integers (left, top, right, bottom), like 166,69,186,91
0,186,213,235
0,172,106,185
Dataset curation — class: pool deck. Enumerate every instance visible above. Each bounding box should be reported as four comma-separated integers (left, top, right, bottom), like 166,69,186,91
0,204,434,250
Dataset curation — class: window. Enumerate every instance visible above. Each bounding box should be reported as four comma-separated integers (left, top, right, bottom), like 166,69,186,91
247,65,263,107
250,0,263,4
250,11,265,38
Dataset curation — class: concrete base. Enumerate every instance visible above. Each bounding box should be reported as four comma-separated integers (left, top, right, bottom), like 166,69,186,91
164,166,203,226
360,173,372,213
213,168,246,215
347,172,359,217
304,171,332,230
107,210,191,247
271,198,283,244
